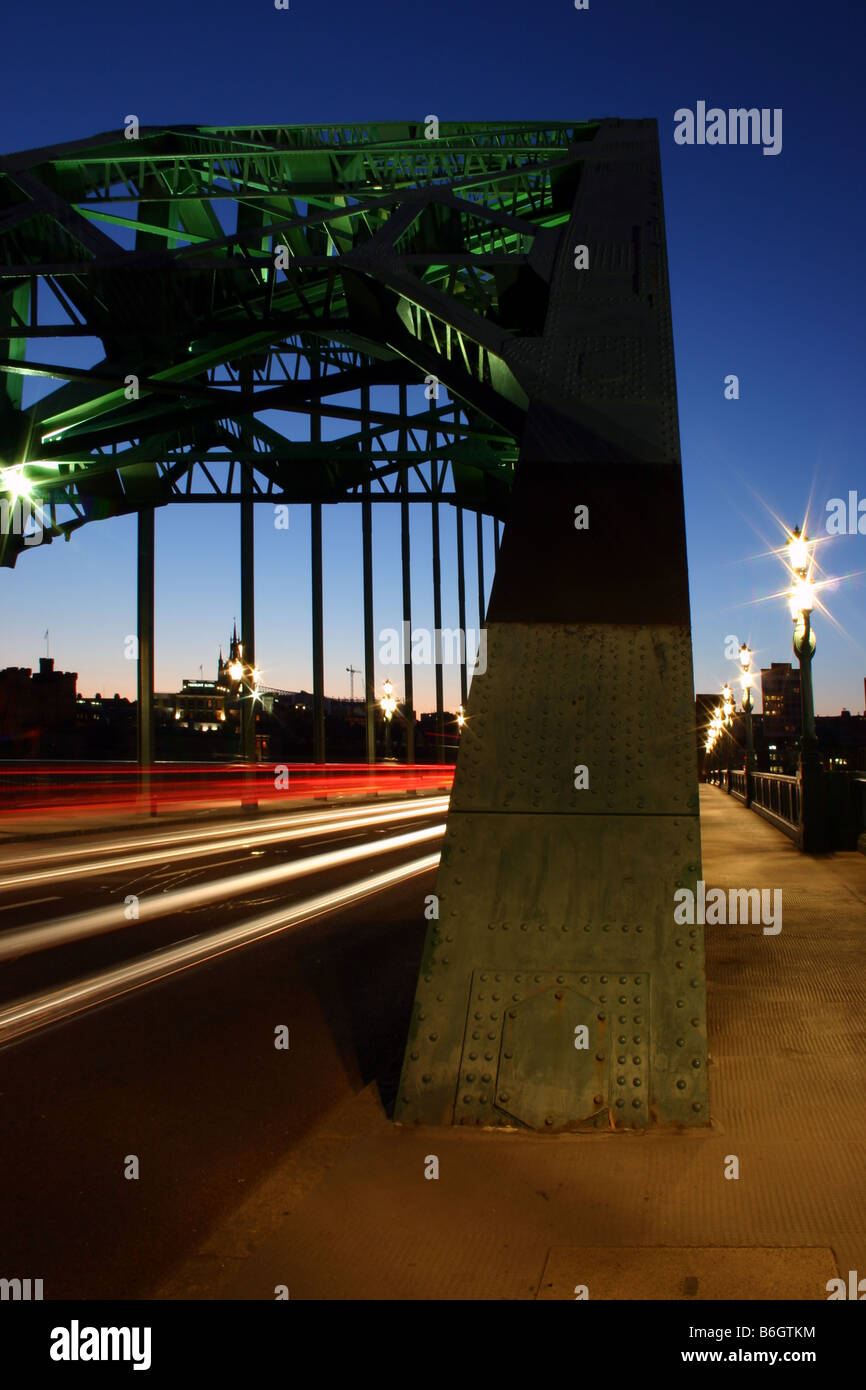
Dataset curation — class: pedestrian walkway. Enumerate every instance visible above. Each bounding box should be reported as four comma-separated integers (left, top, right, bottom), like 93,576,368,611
183,786,866,1300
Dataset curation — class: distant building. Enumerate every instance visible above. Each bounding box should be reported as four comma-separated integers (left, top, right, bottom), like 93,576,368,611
761,662,801,771
0,658,78,756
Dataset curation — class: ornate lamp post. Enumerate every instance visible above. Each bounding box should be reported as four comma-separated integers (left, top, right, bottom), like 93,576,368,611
380,677,397,761
738,644,755,803
786,525,821,849
227,644,261,761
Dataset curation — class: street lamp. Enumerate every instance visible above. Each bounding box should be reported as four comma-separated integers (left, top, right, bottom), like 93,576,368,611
380,678,397,760
786,526,817,751
785,523,824,850
738,644,755,782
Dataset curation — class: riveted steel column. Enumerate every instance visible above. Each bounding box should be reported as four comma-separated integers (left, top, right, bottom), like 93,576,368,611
401,476,415,764
456,505,468,707
136,507,155,808
476,510,485,632
311,502,325,764
397,117,708,1132
432,490,445,763
362,485,375,765
240,466,256,765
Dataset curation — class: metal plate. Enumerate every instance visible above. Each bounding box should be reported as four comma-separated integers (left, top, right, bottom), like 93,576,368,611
455,970,650,1130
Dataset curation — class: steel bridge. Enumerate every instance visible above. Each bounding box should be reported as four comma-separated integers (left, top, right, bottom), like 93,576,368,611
1,117,711,1130
0,119,606,764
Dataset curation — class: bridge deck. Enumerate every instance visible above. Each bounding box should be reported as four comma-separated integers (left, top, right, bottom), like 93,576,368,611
212,785,866,1300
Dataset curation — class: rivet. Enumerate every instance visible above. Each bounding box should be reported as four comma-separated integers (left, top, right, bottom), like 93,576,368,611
593,1094,603,1106
676,1038,685,1047
410,1051,420,1061
677,1080,686,1090
632,1099,641,1109
692,1103,702,1112
428,1033,438,1041
422,1074,432,1084
544,1116,555,1126
499,1093,509,1103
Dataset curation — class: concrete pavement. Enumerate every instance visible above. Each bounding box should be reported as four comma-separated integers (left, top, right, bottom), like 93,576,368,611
196,785,866,1300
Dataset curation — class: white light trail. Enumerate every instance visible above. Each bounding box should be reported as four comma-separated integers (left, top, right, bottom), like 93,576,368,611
0,796,449,889
0,852,441,1048
0,822,445,961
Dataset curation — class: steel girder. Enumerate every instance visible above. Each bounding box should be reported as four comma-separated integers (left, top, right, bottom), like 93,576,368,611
0,119,600,565
396,117,709,1131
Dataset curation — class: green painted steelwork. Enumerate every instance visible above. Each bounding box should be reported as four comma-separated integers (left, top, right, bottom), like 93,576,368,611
0,120,598,565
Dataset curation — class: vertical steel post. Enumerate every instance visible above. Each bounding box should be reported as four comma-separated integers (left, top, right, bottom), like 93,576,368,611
136,507,155,811
432,489,445,763
240,465,256,766
362,485,375,765
456,504,468,708
401,477,415,764
311,502,325,764
476,509,485,632
310,352,326,765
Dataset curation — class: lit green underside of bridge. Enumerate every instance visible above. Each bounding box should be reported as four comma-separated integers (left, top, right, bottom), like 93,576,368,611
0,120,598,564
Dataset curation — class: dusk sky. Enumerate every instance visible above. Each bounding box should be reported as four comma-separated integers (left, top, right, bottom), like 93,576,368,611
1,0,864,715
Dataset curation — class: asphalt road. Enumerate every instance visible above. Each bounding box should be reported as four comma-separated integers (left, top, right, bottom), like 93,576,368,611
0,799,441,1298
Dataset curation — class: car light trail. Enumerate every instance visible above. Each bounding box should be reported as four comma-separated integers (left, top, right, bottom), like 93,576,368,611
0,796,450,888
0,821,445,961
0,851,441,1048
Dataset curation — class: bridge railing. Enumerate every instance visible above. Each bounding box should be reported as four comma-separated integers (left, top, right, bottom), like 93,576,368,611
705,767,800,839
748,770,801,841
704,766,866,853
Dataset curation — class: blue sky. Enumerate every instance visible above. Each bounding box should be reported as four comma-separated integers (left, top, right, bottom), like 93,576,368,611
1,0,864,714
